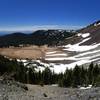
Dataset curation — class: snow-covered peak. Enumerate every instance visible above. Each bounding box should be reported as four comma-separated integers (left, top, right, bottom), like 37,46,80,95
94,21,100,26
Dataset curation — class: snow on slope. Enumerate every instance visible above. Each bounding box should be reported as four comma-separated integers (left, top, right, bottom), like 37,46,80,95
46,53,67,57
94,22,100,26
63,41,100,52
43,34,100,73
77,33,90,38
62,37,100,52
82,33,90,38
16,32,100,73
17,57,100,73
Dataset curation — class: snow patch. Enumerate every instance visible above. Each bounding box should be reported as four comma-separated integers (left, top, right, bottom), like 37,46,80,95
45,57,75,61
51,84,58,87
77,33,82,36
63,38,100,52
94,22,100,26
80,85,92,90
16,56,100,73
46,53,67,57
81,33,90,38
64,45,97,52
75,49,100,57
77,33,90,38
46,51,57,55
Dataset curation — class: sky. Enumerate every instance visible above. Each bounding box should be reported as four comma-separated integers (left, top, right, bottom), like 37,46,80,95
0,0,100,31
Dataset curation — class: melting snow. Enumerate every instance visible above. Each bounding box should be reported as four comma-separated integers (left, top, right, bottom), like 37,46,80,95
81,33,90,38
80,85,92,90
46,53,67,57
45,57,75,61
64,45,98,52
16,55,100,73
77,33,90,38
77,33,82,36
75,49,100,57
46,51,57,54
16,36,100,73
48,58,100,73
94,22,100,26
63,38,100,52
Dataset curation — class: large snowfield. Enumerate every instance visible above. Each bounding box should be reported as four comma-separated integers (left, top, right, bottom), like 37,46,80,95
44,34,100,73
7,32,100,73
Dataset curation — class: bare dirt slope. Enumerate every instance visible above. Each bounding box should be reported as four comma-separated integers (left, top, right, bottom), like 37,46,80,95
0,45,63,60
0,45,49,59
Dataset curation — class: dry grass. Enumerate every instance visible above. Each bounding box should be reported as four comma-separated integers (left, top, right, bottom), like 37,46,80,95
0,45,59,59
0,45,48,59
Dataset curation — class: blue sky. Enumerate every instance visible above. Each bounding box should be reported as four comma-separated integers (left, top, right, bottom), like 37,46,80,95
0,0,100,31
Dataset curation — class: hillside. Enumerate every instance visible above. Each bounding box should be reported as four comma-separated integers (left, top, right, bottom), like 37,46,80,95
1,21,100,100
0,79,100,100
0,56,100,100
0,21,100,73
0,30,75,47
77,20,100,45
43,20,100,71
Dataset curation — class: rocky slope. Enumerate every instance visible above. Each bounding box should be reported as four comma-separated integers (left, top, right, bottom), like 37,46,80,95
0,79,100,100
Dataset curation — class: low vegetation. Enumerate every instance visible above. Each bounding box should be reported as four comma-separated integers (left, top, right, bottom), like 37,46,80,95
0,55,100,87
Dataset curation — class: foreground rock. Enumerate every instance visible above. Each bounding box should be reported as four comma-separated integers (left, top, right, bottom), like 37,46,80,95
0,80,100,100
27,85,100,100
0,79,29,100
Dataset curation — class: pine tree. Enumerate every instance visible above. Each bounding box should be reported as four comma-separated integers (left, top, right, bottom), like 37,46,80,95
92,64,100,85
88,62,94,84
80,66,87,86
28,68,34,84
42,67,52,84
62,69,72,87
72,65,81,87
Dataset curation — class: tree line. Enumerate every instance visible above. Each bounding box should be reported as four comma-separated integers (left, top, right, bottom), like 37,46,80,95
0,30,75,47
0,55,100,87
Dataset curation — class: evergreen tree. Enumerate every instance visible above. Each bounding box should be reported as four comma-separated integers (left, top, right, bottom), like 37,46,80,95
88,62,94,84
94,75,100,87
62,69,72,87
92,64,100,85
72,65,81,87
80,66,87,86
42,67,52,84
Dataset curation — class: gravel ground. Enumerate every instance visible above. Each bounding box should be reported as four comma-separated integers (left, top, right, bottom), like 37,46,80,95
0,79,100,100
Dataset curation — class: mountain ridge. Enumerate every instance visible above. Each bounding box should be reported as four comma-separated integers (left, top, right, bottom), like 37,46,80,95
0,30,75,47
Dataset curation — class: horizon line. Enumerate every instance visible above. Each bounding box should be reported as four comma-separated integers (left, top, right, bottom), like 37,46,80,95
0,25,84,32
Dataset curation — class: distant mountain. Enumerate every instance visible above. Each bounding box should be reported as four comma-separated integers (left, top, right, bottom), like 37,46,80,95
0,30,75,47
0,31,12,36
